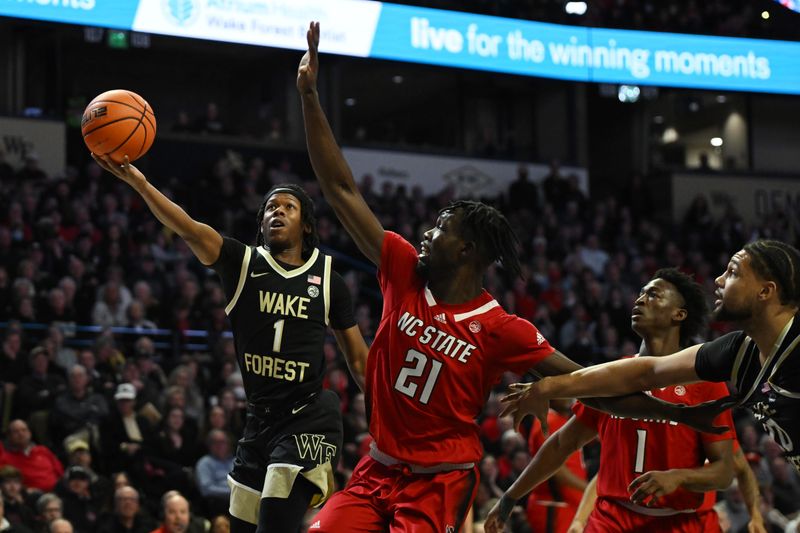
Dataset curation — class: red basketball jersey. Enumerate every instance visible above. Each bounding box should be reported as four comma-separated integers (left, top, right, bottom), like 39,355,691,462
574,371,735,511
367,232,554,466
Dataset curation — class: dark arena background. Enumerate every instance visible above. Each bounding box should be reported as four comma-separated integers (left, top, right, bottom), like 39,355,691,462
1,1,800,532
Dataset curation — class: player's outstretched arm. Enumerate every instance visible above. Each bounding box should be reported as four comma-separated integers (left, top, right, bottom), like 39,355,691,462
93,154,222,265
733,448,767,533
567,474,597,533
333,326,369,392
484,418,596,533
513,348,729,436
298,22,385,267
628,438,734,505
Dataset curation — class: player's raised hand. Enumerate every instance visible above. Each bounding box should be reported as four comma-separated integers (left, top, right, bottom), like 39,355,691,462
297,21,320,94
500,382,550,436
627,470,684,506
675,395,737,435
92,154,147,191
747,514,768,533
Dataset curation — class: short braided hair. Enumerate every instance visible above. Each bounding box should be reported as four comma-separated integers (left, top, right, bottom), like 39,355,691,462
743,239,800,307
441,200,522,278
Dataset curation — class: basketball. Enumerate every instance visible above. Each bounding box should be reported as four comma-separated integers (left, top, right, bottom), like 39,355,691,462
81,89,156,164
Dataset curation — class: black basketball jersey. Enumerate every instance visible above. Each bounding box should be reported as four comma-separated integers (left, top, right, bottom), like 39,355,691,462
223,244,334,406
696,315,800,472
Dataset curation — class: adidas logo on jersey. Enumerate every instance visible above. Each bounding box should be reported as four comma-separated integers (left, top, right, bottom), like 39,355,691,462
434,313,447,323
536,332,545,345
309,520,321,529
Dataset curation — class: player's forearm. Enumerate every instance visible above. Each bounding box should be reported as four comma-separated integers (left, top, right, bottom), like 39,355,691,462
582,394,687,427
135,180,220,263
537,358,655,400
300,91,359,205
674,460,734,493
734,450,763,519
571,474,598,528
343,351,366,392
505,433,577,500
553,465,588,492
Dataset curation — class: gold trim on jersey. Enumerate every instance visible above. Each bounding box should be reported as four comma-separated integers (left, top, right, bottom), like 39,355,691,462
739,317,794,404
323,255,332,327
260,461,334,507
256,246,320,279
225,246,252,316
227,474,261,525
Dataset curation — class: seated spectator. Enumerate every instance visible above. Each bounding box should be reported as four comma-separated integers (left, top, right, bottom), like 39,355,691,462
1,332,27,385
15,348,65,421
0,420,63,492
53,467,102,533
96,486,155,533
49,365,109,447
194,430,233,518
100,383,154,478
0,466,36,529
61,440,110,503
33,494,62,533
0,494,33,532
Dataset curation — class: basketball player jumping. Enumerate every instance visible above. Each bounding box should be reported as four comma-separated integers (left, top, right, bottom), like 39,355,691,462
296,22,725,532
92,155,369,533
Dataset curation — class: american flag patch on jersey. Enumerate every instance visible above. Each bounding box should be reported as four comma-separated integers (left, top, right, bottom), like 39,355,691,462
308,274,321,285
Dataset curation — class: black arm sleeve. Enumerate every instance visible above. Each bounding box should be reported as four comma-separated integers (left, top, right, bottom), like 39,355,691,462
695,331,745,383
209,237,246,302
328,271,357,331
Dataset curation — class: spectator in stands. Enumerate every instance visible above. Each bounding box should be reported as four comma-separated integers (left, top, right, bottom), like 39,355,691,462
508,165,540,213
209,515,229,533
150,491,190,533
1,331,27,385
49,365,109,447
15,347,65,421
0,420,63,492
196,102,224,135
96,486,155,533
33,494,62,533
43,326,75,373
0,466,36,529
100,383,153,477
90,281,128,327
53,466,102,533
0,494,33,533
127,301,157,331
194,430,233,517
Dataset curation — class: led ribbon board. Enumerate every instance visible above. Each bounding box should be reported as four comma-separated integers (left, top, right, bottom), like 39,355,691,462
2,0,799,94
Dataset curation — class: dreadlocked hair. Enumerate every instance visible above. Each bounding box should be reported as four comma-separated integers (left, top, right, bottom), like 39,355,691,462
441,200,523,279
743,239,800,307
255,183,319,256
654,268,708,347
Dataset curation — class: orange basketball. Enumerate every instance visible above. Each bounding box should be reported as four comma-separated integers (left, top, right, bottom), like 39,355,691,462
81,89,156,164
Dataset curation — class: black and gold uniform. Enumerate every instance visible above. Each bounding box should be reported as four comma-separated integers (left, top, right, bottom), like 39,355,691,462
211,236,355,525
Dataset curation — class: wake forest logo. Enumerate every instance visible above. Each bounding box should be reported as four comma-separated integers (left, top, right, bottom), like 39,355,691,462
294,434,337,466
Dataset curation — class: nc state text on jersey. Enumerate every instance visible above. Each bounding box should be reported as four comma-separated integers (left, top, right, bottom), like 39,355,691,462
397,312,477,363
259,290,311,319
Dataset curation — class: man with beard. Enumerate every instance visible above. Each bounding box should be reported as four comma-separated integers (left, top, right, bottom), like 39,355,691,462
296,22,723,533
503,240,800,476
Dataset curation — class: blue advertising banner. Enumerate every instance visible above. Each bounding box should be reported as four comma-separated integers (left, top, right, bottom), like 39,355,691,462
2,0,799,94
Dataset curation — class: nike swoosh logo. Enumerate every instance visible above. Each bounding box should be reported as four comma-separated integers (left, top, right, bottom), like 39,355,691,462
291,403,309,415
250,271,269,278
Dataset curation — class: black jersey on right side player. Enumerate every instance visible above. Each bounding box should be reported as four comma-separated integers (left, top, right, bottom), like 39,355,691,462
211,237,355,406
696,314,800,472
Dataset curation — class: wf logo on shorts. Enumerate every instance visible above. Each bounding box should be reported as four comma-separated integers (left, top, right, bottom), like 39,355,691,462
294,433,337,465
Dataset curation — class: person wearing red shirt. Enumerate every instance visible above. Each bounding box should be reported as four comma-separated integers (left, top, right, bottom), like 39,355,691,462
297,24,719,532
486,269,738,532
527,399,587,533
0,420,63,492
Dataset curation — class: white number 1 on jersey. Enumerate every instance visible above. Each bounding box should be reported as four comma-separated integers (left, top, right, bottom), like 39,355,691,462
634,429,647,473
394,349,443,405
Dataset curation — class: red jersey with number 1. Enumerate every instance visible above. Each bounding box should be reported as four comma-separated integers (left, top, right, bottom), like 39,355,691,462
573,374,735,511
367,231,554,466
